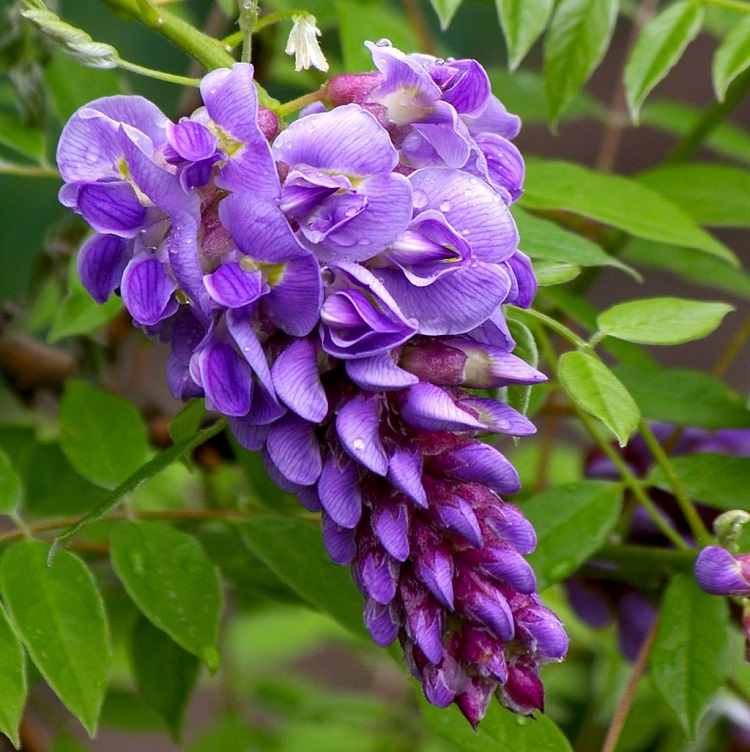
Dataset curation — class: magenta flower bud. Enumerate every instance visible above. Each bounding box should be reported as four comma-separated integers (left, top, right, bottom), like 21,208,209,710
499,661,544,716
695,546,750,596
323,72,382,106
456,677,495,729
460,624,508,683
257,106,281,140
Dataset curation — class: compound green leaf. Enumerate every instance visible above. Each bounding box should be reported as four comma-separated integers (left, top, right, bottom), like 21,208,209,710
0,111,45,162
421,693,573,751
59,380,150,489
0,602,26,748
239,515,368,641
625,2,704,120
615,365,750,429
0,541,110,737
544,0,618,125
130,614,199,740
495,0,554,69
558,351,640,446
637,163,750,227
524,481,623,590
522,159,736,265
651,573,729,738
713,15,750,100
596,297,733,345
110,522,222,671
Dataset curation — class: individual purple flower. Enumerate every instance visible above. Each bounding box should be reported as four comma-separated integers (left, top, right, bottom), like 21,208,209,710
272,104,412,260
695,546,750,596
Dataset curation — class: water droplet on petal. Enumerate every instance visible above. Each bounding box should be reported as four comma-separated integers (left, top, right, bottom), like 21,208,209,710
413,189,429,209
434,58,445,66
439,201,451,212
376,38,392,47
352,438,365,451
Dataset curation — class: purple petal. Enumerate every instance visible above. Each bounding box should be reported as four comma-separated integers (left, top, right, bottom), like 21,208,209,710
410,167,519,263
695,546,750,596
266,413,322,486
193,340,253,416
200,63,280,196
422,665,456,708
400,577,444,664
408,101,472,168
372,498,410,562
321,512,357,565
515,604,568,661
499,663,544,716
364,598,400,647
355,537,399,605
345,352,419,391
438,59,491,116
272,103,399,176
263,254,323,336
228,416,270,451
399,383,484,432
458,396,536,435
121,257,178,327
440,441,520,494
464,95,521,140
318,456,362,529
456,678,495,730
387,448,427,508
455,567,514,641
483,503,537,555
475,133,524,202
225,309,275,396
412,525,454,609
76,181,146,236
271,338,327,422
167,119,218,161
464,542,537,593
77,233,128,304
204,263,263,309
378,263,511,336
336,393,388,476
461,624,508,683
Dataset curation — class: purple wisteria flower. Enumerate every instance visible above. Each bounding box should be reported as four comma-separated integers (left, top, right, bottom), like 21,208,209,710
695,546,750,596
57,45,565,727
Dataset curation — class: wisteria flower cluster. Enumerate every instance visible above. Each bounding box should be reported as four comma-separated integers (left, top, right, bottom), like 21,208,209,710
56,41,567,726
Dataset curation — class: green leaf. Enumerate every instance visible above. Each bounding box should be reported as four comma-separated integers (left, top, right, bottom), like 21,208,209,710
59,380,150,489
523,481,623,590
615,365,750,429
110,521,223,671
336,2,419,72
0,111,45,162
503,315,539,417
637,163,750,227
543,0,618,126
0,603,26,748
495,0,554,69
596,297,733,346
623,238,750,301
625,2,704,121
239,515,368,641
713,15,750,100
651,573,729,738
0,450,22,515
522,158,737,265
168,399,206,444
514,207,638,278
0,541,110,736
558,351,640,446
535,260,581,286
48,257,122,343
51,420,226,553
641,99,750,166
130,614,200,740
648,454,750,512
488,68,598,124
44,53,123,123
421,694,573,751
428,0,463,29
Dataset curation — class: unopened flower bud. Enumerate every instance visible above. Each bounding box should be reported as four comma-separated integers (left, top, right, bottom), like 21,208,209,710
695,545,750,596
713,509,750,553
323,72,382,107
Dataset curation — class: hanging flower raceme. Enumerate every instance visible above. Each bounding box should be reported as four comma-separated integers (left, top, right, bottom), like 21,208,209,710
56,43,566,727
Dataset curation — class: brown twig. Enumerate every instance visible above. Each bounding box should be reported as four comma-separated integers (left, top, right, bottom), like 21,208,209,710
601,617,658,752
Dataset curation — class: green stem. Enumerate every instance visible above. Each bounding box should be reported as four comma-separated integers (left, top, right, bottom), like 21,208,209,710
117,59,200,86
667,65,750,163
98,0,235,70
0,160,59,178
638,421,713,547
277,88,325,117
237,0,260,64
576,410,691,550
510,306,590,350
593,543,696,573
255,9,307,32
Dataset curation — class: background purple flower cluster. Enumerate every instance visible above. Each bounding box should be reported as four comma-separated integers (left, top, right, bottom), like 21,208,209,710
56,41,566,726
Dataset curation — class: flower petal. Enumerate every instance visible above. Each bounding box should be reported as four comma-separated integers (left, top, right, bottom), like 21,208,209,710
271,337,328,422
77,233,128,304
121,257,178,326
345,352,419,391
266,413,322,486
318,456,362,528
336,393,388,476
